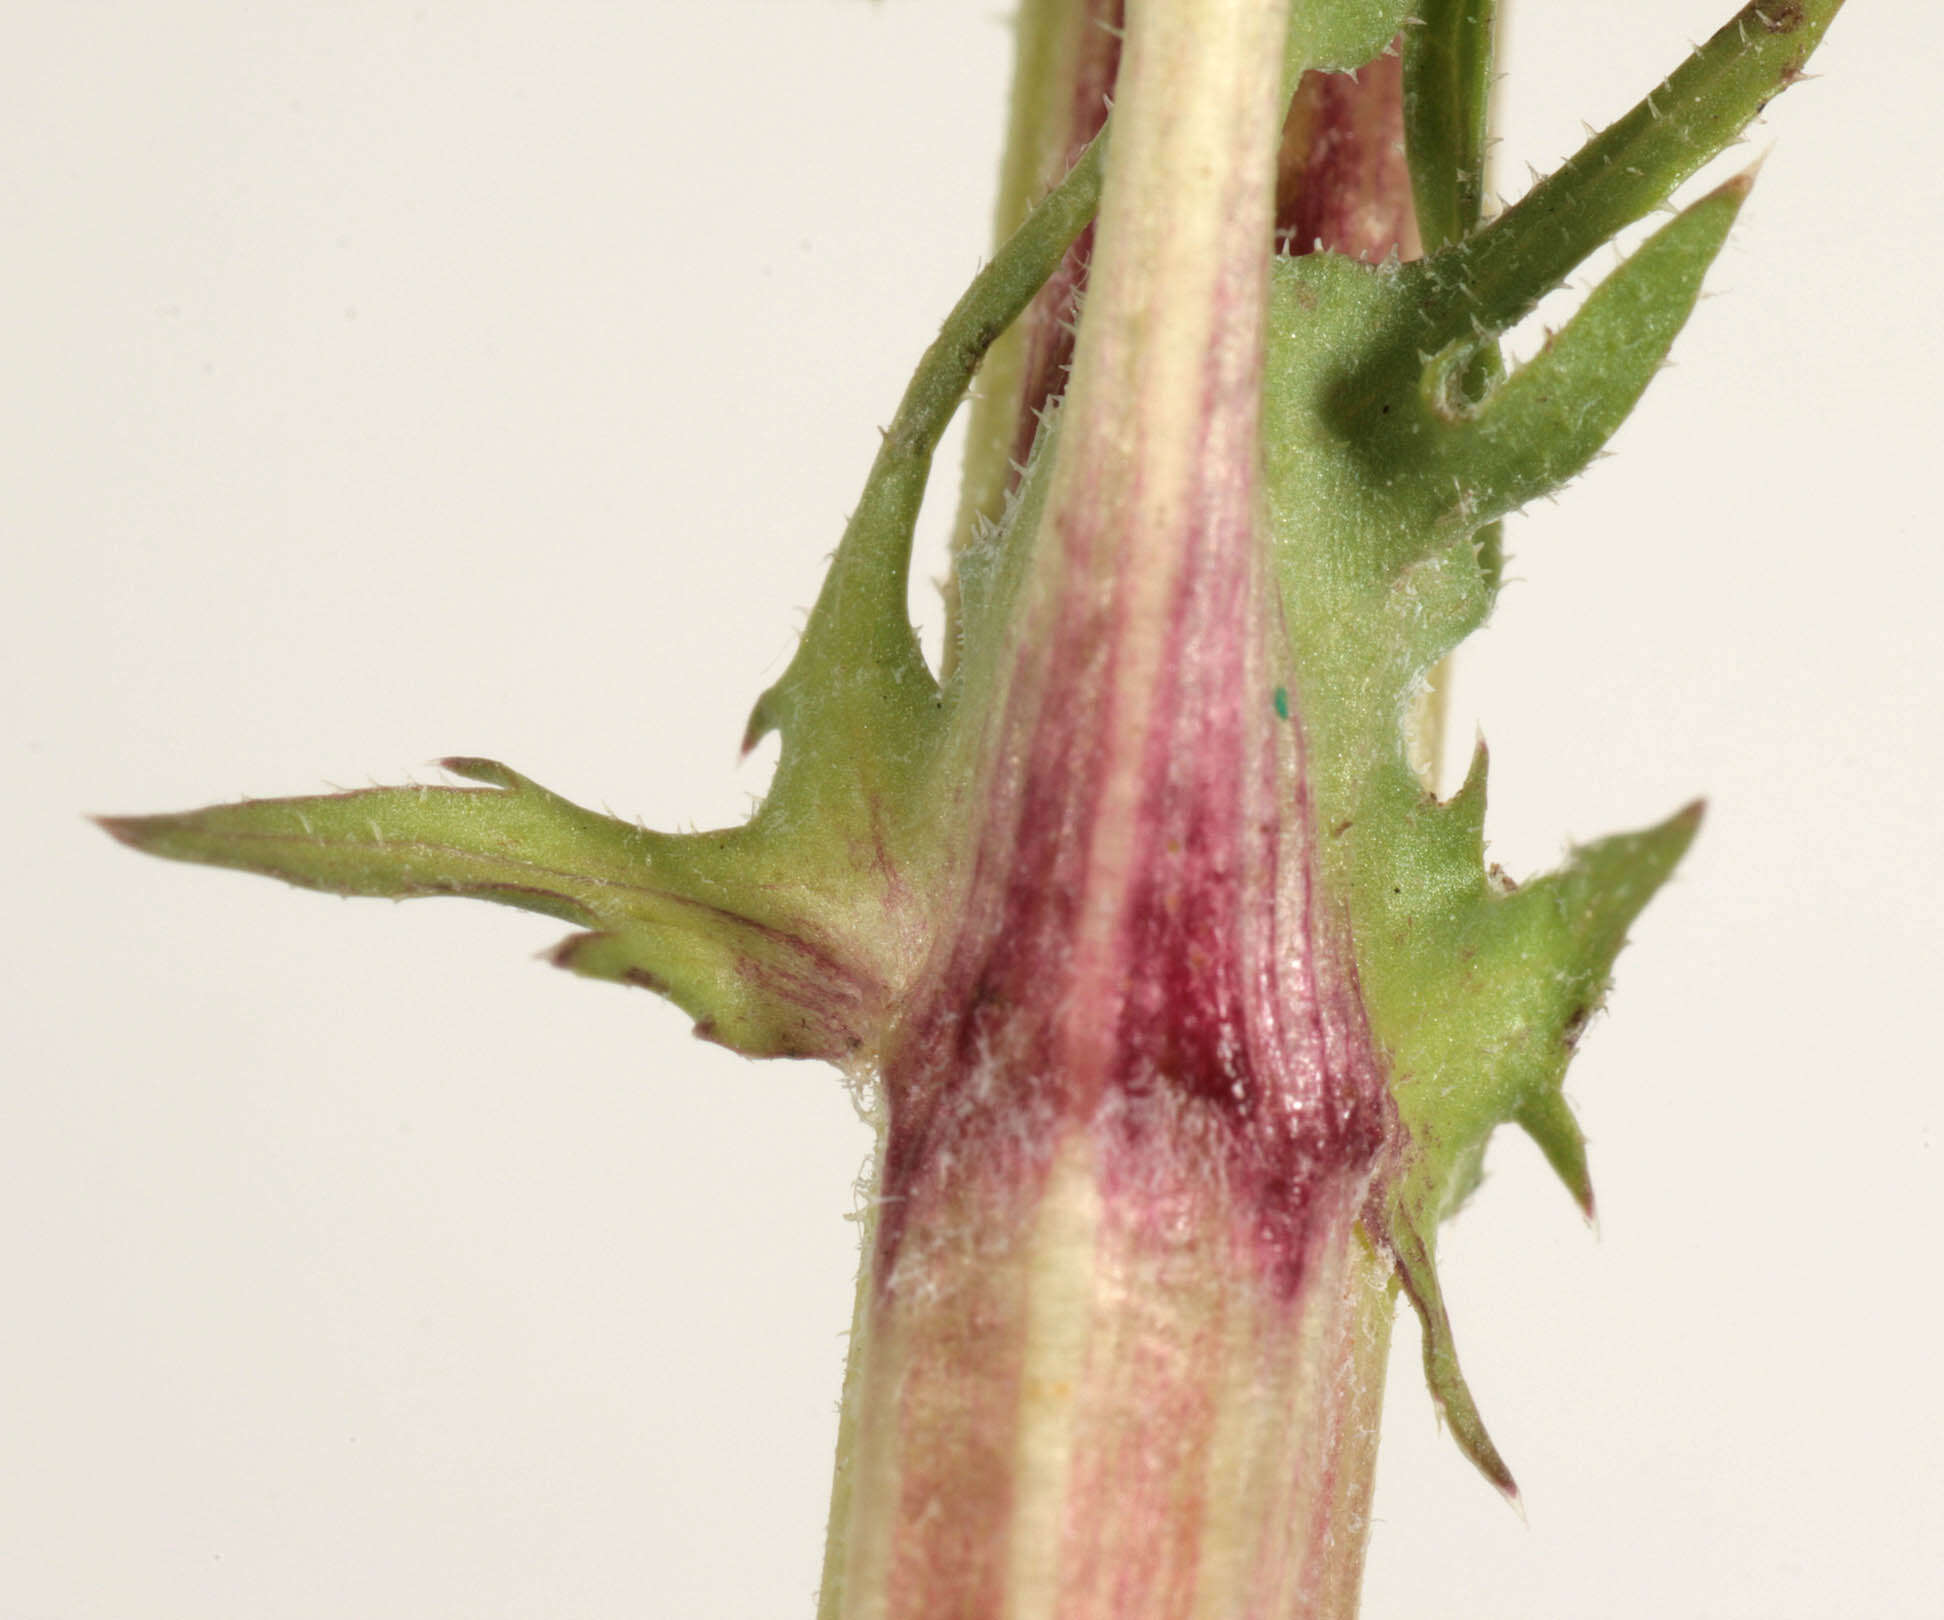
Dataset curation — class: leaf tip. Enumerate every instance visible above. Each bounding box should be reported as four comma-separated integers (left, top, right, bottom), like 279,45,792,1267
93,813,147,850
435,756,521,790
1516,1091,1597,1221
546,929,667,996
1717,162,1761,203
1451,734,1490,809
93,809,201,863
1430,1341,1519,1501
1378,1194,1519,1497
740,694,778,758
1631,797,1707,886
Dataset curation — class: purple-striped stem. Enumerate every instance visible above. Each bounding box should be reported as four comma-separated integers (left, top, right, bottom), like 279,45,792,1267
816,4,1414,1614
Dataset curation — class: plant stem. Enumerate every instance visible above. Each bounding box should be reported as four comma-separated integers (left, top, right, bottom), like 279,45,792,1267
813,2,1426,1615
941,0,1123,682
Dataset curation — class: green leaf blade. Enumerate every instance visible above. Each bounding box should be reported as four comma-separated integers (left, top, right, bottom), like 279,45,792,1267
100,761,890,1062
100,774,604,922
1429,171,1751,525
1515,1089,1597,1220
549,924,882,1061
1377,1193,1519,1498
745,131,1109,822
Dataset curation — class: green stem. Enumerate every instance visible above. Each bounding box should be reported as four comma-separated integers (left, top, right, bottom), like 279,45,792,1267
1402,0,1500,791
941,0,1124,685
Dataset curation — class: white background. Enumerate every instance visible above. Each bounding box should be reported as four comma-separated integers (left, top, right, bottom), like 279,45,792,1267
6,3,1938,1616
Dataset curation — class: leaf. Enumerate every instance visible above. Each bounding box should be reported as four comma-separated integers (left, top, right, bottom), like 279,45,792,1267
743,130,1108,841
1377,1191,1518,1498
1351,779,1700,1489
101,759,633,918
1423,171,1751,526
1515,1089,1596,1221
1381,790,1706,1225
99,124,1130,1058
101,759,886,1060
